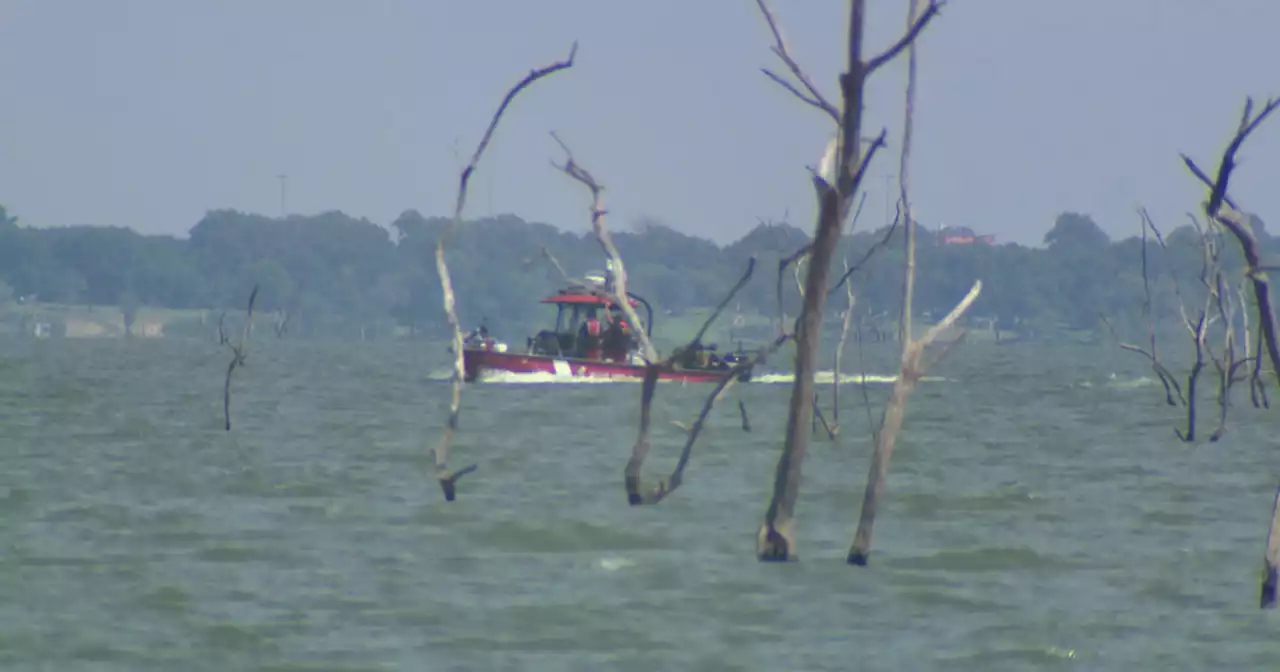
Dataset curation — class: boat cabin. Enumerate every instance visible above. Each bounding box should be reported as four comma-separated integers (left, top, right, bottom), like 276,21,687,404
527,284,654,362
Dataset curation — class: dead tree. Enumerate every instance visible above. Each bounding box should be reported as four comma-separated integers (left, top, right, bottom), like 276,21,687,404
846,0,984,565
1100,210,1186,408
223,286,258,431
216,310,229,345
752,0,958,562
551,133,767,504
431,45,577,502
830,203,901,441
1102,206,1263,442
273,309,291,339
1178,95,1280,608
782,245,841,440
830,236,861,437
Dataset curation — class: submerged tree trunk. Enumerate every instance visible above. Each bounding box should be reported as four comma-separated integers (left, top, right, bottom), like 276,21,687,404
848,0,983,565
429,45,577,501
754,0,944,560
1174,95,1280,607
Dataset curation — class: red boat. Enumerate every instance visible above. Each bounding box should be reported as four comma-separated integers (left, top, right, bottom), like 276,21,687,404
461,273,753,384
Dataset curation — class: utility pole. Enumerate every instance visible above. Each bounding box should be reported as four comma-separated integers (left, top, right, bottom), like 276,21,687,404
277,174,289,217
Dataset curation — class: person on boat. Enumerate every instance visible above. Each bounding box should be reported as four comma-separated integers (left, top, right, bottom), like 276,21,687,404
603,316,633,362
465,324,495,350
579,308,604,360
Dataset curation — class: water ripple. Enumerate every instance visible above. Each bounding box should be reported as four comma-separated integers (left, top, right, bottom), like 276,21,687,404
3,338,1280,670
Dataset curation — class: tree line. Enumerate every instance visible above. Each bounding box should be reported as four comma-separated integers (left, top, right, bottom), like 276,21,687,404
0,202,1272,341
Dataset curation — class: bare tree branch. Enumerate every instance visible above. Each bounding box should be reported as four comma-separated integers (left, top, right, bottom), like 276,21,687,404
847,281,980,566
550,132,765,503
754,0,840,123
866,0,944,73
812,396,835,439
831,258,858,437
1107,203,1258,443
273,309,290,339
1184,97,1279,219
755,0,943,562
826,190,871,438
432,43,577,502
688,258,758,349
1100,209,1186,407
223,285,258,431
828,198,900,298
538,246,574,284
550,131,660,364
623,260,761,502
628,332,791,505
776,241,811,322
1179,95,1280,608
847,0,981,566
1100,315,1184,406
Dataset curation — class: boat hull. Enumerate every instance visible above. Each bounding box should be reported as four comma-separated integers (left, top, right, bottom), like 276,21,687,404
463,348,747,383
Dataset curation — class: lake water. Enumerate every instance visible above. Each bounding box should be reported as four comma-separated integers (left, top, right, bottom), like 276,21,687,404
3,336,1280,671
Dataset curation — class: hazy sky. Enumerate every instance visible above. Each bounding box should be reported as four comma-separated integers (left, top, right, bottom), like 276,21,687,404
1,1,1277,247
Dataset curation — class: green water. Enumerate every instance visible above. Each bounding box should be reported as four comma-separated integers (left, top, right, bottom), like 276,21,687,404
2,337,1280,670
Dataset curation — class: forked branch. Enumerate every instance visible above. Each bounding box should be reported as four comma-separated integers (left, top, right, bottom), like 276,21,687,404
628,331,790,505
550,132,765,504
550,131,660,363
1181,95,1280,608
754,0,840,122
756,0,945,563
847,281,981,565
432,43,576,502
223,285,258,431
848,0,982,566
1100,210,1186,408
866,0,944,72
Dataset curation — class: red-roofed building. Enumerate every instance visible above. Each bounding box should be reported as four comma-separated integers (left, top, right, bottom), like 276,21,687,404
940,225,995,245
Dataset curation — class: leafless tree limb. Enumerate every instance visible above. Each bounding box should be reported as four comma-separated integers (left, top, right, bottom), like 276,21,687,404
825,190,870,439
1100,315,1185,406
756,0,946,562
1114,203,1258,443
628,332,791,505
273,309,290,339
828,198,899,298
847,0,981,566
688,258,758,349
1181,94,1280,608
620,259,768,504
1183,97,1279,219
776,242,812,336
550,132,766,503
223,285,258,431
1101,209,1186,407
831,258,858,437
432,43,577,502
812,396,835,439
538,246,574,284
866,0,944,73
754,0,840,123
550,131,660,363
847,281,981,565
